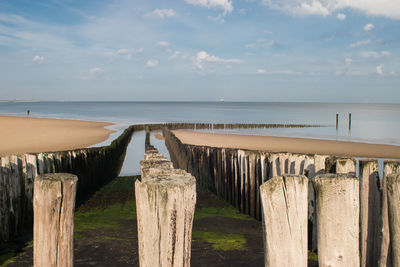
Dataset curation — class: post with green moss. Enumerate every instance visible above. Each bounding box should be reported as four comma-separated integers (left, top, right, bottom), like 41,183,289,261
314,174,359,267
387,173,400,267
260,175,308,267
33,173,78,267
135,171,196,267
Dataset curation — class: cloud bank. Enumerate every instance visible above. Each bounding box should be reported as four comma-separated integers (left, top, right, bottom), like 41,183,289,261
262,0,400,19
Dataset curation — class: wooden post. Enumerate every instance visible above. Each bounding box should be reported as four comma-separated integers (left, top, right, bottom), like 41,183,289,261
336,113,339,130
260,175,308,267
34,173,78,267
359,159,380,267
314,174,359,267
349,113,352,131
336,158,356,175
387,173,400,267
135,172,196,267
380,161,400,267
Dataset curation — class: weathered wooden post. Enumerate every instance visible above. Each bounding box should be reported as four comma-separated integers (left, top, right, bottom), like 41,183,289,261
349,113,352,131
336,158,356,175
387,173,400,267
336,113,339,130
135,172,196,267
359,159,380,267
314,174,359,267
380,161,400,267
260,175,308,267
33,173,78,267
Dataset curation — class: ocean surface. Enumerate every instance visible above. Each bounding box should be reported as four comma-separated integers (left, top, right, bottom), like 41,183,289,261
1,101,399,175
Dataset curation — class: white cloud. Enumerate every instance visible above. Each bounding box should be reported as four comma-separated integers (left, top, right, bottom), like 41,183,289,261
257,69,266,74
168,51,181,61
256,68,302,75
81,67,104,80
261,0,400,19
359,51,391,58
116,48,132,60
195,50,242,70
348,39,371,48
157,41,170,47
337,13,346,20
299,1,330,16
363,23,374,32
376,64,384,75
345,57,353,64
136,48,144,53
145,9,176,19
32,55,44,64
146,59,159,68
185,0,233,14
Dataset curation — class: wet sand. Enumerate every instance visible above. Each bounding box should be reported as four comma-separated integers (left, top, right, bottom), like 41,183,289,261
173,130,400,159
0,116,114,156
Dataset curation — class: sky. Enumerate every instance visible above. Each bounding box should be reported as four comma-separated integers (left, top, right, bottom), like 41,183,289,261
0,0,399,102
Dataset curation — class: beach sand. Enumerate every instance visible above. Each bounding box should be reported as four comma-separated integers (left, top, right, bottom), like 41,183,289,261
173,130,400,159
0,116,114,156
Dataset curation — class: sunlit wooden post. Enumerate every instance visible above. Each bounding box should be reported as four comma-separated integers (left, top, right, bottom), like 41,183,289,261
34,173,78,267
314,174,359,267
260,175,308,267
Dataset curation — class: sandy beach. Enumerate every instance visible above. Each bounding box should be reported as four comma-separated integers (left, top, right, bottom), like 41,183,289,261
173,130,400,159
0,116,114,156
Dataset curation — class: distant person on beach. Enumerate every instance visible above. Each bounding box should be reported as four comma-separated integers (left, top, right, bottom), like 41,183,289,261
27,110,30,116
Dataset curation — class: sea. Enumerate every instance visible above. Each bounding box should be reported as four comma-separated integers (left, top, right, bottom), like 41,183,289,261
1,101,399,175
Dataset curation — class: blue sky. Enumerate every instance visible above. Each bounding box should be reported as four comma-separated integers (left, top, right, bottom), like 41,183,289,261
0,0,399,102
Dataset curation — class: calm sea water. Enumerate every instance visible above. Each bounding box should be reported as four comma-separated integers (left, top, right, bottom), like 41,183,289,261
1,101,399,175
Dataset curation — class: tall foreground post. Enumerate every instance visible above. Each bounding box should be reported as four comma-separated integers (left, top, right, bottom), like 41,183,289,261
135,173,196,267
314,174,359,267
359,160,380,267
260,175,308,267
387,173,400,267
34,173,78,267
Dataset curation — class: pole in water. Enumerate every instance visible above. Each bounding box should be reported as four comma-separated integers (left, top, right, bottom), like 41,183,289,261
336,114,339,130
349,113,352,132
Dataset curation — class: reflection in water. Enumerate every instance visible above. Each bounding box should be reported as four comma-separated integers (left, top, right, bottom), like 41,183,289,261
119,130,170,176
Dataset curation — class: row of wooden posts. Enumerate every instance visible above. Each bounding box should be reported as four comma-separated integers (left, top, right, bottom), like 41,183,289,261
33,158,400,267
32,144,198,267
164,128,400,266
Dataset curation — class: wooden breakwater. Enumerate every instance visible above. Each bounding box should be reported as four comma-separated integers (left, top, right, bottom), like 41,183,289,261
0,126,134,247
131,122,322,132
0,122,322,248
164,128,329,221
164,129,400,261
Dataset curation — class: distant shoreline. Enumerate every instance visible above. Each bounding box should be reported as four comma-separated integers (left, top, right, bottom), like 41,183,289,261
0,115,114,157
173,130,400,159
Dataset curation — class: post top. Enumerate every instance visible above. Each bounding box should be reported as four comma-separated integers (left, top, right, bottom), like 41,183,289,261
36,173,78,182
315,173,357,181
138,173,195,187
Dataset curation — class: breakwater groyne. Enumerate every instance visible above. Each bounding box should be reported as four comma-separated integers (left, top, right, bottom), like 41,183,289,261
131,122,322,131
0,122,321,248
164,128,328,221
164,129,400,265
0,126,134,247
